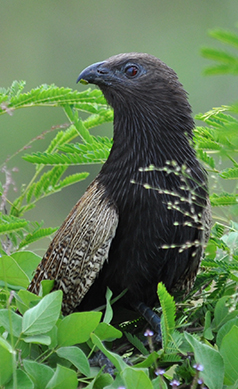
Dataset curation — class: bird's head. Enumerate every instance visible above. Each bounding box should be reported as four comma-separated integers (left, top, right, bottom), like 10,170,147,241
77,53,193,133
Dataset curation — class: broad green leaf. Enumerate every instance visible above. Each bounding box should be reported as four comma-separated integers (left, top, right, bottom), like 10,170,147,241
220,326,238,385
22,290,62,335
94,373,113,388
0,309,22,337
45,364,78,389
134,351,162,368
0,254,29,288
213,296,237,330
15,290,41,315
57,311,101,346
103,287,113,324
10,251,41,280
23,335,51,345
217,318,238,348
56,346,90,376
40,280,55,297
203,311,214,340
23,360,54,389
5,369,34,389
185,332,224,389
152,375,168,389
91,333,127,373
0,337,14,385
121,367,153,389
104,374,125,389
94,322,122,341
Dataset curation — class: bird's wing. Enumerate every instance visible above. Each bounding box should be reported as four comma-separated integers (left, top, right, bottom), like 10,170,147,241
28,180,119,314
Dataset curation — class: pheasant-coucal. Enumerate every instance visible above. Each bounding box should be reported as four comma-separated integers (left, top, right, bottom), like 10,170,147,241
28,53,211,330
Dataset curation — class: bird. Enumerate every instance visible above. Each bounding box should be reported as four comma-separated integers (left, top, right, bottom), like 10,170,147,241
28,53,211,331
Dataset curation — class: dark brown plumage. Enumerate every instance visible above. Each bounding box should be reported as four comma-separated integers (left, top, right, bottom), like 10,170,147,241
28,53,211,327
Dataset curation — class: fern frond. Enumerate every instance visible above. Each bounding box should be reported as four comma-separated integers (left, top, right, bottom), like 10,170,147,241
201,47,237,64
125,332,149,356
0,213,28,235
46,127,76,154
0,84,108,115
219,167,238,179
209,28,238,49
160,353,182,363
59,137,112,158
196,110,237,128
157,283,175,350
196,150,215,169
32,167,66,200
19,227,58,249
210,193,238,206
54,172,89,191
211,222,227,238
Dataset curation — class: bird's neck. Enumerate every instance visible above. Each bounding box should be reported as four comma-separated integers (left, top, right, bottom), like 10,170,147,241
97,106,197,207
104,106,195,170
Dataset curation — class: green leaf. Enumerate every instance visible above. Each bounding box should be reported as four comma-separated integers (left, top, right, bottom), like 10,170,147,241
94,373,114,388
134,351,162,368
23,335,51,345
91,333,128,373
15,290,41,315
10,251,41,280
56,346,90,376
121,367,153,389
203,310,214,340
5,369,34,389
0,254,30,288
152,375,168,389
217,318,238,348
185,332,224,389
0,309,22,337
23,360,54,389
0,337,14,385
22,290,62,335
213,296,238,330
220,326,238,385
157,282,175,349
94,322,122,341
57,311,101,346
40,280,55,296
103,287,113,324
45,364,78,389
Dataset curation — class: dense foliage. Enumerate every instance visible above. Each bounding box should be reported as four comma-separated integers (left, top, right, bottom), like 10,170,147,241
0,26,238,389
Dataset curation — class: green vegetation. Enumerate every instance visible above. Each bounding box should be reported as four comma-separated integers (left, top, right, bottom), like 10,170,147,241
0,26,238,388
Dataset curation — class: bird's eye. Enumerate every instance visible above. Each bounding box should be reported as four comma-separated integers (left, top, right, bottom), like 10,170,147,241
125,65,138,78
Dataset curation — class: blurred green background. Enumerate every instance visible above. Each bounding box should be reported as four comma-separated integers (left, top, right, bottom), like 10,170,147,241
1,1,238,253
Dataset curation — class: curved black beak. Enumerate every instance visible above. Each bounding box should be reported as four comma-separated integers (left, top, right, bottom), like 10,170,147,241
76,61,108,85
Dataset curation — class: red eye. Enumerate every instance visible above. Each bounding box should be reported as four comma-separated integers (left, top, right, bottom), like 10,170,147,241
125,65,138,78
